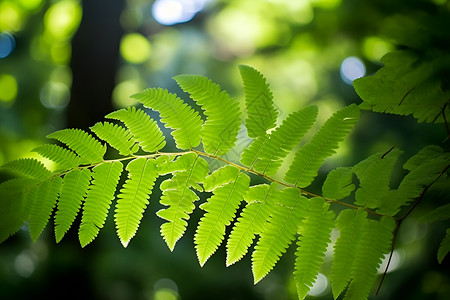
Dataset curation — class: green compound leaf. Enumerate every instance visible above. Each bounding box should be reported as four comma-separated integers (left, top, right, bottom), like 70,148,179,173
353,148,402,209
157,153,209,251
0,178,37,243
115,158,159,247
47,128,106,164
55,169,92,243
226,183,277,266
1,158,52,180
252,188,308,284
284,104,360,188
195,165,250,266
33,144,82,171
133,88,203,150
322,167,355,200
354,50,450,124
330,209,367,299
174,74,241,156
438,228,450,264
344,216,395,300
294,198,334,300
79,161,123,247
240,105,318,176
106,107,166,153
239,65,278,138
91,121,136,156
29,177,63,242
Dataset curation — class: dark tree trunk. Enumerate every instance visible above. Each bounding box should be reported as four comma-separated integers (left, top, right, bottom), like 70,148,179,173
68,0,125,130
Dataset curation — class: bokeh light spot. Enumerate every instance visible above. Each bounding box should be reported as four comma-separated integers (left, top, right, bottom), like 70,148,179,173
14,251,35,278
112,80,141,108
0,74,18,103
0,32,16,58
152,0,207,26
307,273,329,296
120,33,151,64
18,0,44,11
0,2,22,32
362,36,392,61
40,81,70,110
340,56,366,85
44,0,82,39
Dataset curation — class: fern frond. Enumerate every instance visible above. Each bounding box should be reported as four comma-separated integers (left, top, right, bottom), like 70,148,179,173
420,203,450,223
330,209,367,299
284,104,360,188
226,183,277,266
354,50,449,123
294,198,334,300
252,188,308,284
55,169,92,242
438,228,450,264
157,153,209,251
79,161,123,247
115,158,159,247
132,88,203,150
353,148,402,209
195,165,250,266
239,65,278,138
322,167,355,200
29,177,63,242
174,75,241,156
240,105,318,175
1,158,52,180
106,107,166,153
33,144,82,171
47,129,106,164
344,216,396,300
0,178,36,243
90,121,137,156
378,147,450,215
403,145,444,171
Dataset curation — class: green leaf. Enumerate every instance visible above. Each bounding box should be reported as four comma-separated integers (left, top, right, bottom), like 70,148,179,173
157,153,209,251
239,65,278,138
106,107,166,153
252,188,308,284
115,158,159,247
330,209,367,299
132,88,203,150
79,161,123,247
284,104,360,188
33,144,82,171
55,169,92,243
47,129,106,164
195,166,250,266
174,75,241,156
294,198,334,300
420,203,450,223
322,167,355,200
240,105,318,176
226,183,277,266
1,158,52,180
29,177,63,242
90,121,136,156
0,178,36,243
353,148,402,209
438,228,450,264
344,216,396,300
354,50,450,123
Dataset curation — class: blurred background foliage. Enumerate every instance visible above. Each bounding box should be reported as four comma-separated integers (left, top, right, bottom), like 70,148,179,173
0,0,449,299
